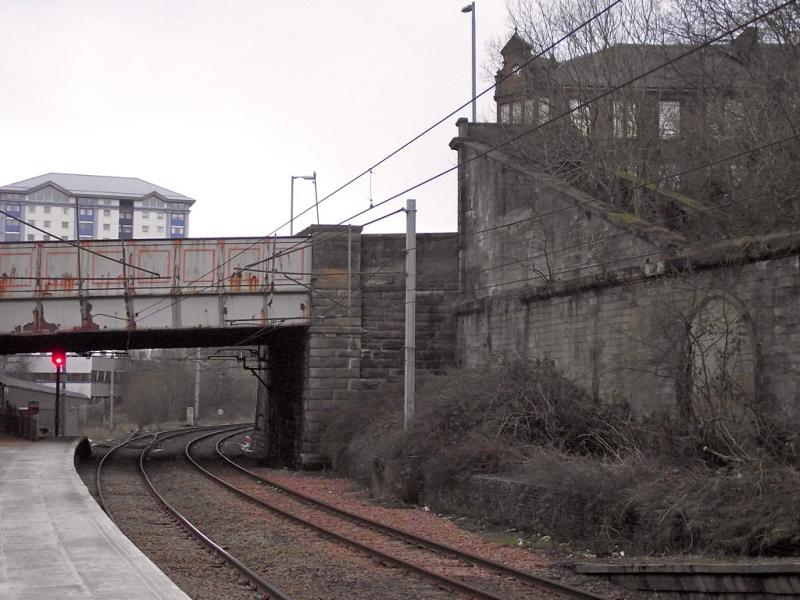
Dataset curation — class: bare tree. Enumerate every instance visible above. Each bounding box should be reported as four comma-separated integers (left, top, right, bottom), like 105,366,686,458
495,0,800,238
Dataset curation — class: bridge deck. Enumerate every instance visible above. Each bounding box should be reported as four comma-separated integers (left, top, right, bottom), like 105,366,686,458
0,436,189,600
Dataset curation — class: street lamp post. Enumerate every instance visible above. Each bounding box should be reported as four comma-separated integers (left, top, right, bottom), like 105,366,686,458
290,173,317,236
462,2,476,122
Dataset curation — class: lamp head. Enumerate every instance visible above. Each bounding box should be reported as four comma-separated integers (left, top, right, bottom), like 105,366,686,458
461,3,474,12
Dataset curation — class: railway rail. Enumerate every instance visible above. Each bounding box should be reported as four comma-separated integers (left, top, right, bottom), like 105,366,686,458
95,425,617,599
214,429,607,599
96,424,291,600
187,428,612,600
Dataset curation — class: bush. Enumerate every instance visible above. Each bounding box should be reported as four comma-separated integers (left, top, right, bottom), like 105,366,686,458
320,360,800,556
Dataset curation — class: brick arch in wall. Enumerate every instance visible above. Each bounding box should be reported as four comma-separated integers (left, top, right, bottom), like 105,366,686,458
677,292,761,450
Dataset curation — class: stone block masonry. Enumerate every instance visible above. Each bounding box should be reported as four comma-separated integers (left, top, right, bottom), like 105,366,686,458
253,225,460,466
452,118,800,421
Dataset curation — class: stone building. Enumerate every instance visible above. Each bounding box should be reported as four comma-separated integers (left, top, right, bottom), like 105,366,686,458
450,30,800,427
491,29,799,236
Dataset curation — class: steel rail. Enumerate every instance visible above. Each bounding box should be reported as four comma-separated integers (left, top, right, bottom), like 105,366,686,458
138,425,294,600
96,430,154,514
188,429,523,600
95,423,246,514
216,430,610,600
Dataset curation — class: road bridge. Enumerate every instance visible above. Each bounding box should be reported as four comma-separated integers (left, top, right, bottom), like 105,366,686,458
0,235,310,353
0,226,460,466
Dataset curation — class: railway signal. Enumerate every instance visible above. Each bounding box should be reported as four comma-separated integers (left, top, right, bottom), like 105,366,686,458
51,351,66,368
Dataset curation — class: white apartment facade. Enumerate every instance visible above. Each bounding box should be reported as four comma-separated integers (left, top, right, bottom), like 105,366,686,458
0,173,195,427
0,172,195,242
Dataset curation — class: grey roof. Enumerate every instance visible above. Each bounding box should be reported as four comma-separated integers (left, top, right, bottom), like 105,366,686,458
0,374,90,400
0,173,195,204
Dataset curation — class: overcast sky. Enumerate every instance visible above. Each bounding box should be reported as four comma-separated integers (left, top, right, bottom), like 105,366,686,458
0,1,511,237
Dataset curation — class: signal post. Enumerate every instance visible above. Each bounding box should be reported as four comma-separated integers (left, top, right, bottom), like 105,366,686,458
51,351,66,436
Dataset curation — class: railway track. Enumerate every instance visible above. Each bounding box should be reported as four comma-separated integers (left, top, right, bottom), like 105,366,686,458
187,427,612,600
96,424,287,600
95,425,618,599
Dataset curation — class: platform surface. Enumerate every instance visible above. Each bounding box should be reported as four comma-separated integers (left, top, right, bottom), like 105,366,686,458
0,435,190,600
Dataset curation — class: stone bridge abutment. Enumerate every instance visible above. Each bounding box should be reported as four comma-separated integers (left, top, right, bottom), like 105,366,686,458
251,225,459,467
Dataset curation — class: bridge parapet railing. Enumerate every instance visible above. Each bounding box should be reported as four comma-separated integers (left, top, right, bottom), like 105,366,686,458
0,237,311,335
0,237,310,299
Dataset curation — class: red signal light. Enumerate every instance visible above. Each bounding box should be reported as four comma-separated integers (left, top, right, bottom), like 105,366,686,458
51,351,66,368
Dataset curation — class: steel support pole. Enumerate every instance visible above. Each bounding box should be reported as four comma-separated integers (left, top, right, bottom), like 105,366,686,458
54,365,61,437
109,363,115,431
313,171,320,225
404,199,417,431
290,177,295,236
193,356,201,426
471,3,477,122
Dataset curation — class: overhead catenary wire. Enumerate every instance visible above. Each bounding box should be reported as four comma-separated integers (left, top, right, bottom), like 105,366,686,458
239,0,799,274
51,0,800,330
134,206,405,325
246,126,800,276
407,130,800,259
144,0,627,294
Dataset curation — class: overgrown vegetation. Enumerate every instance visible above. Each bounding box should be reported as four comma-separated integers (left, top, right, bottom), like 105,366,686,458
321,360,800,557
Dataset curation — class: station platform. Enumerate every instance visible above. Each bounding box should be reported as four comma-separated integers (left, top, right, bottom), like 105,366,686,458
0,435,190,600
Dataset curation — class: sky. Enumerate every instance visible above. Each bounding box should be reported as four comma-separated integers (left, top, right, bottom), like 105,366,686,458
0,0,512,238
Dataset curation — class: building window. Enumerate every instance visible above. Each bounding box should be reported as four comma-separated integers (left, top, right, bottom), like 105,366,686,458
61,221,68,228
44,234,51,241
524,99,536,124
143,211,149,218
62,207,68,215
157,213,164,220
29,219,36,227
103,223,110,231
613,100,637,138
570,99,591,136
27,234,34,241
659,100,680,138
157,225,164,233
142,225,149,233
44,220,51,228
512,101,522,123
5,204,20,213
103,209,110,217
500,103,511,124
27,205,35,213
44,206,51,214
